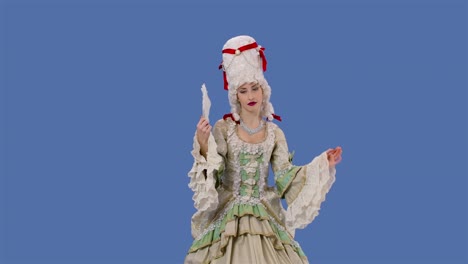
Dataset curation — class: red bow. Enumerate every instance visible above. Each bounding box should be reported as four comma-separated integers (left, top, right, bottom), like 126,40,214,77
223,113,240,124
272,114,282,122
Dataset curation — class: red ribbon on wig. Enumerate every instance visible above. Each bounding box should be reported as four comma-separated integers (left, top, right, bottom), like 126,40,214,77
219,42,267,90
218,63,229,90
272,114,282,122
222,113,240,124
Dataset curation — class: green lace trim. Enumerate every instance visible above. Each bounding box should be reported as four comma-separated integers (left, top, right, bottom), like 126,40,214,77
189,202,306,257
275,166,300,198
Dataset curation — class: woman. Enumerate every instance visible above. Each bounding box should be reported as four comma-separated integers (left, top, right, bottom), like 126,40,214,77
185,35,342,264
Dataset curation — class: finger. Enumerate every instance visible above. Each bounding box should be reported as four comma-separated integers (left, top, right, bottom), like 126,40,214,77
334,151,341,159
197,118,205,127
332,149,340,158
335,155,342,163
199,123,208,131
203,119,211,127
200,116,209,125
333,150,341,159
334,152,341,160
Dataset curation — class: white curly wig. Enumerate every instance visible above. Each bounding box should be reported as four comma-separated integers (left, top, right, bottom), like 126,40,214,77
220,35,277,122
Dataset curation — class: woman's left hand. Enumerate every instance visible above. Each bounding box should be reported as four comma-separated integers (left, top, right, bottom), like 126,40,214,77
327,146,343,168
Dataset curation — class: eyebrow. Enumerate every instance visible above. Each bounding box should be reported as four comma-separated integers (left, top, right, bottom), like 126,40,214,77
242,84,258,88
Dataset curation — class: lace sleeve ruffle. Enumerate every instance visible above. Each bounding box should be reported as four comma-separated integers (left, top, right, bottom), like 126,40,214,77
284,152,336,236
187,120,227,238
188,132,223,212
271,126,336,236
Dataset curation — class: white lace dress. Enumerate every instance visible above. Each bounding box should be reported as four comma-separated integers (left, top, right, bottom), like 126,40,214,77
185,118,336,264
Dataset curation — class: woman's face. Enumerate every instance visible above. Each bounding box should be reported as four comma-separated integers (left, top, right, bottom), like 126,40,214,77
237,82,263,115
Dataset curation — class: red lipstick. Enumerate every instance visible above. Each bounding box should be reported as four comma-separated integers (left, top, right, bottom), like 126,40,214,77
248,102,257,106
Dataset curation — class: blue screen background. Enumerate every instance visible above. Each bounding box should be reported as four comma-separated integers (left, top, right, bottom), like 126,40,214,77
0,0,467,263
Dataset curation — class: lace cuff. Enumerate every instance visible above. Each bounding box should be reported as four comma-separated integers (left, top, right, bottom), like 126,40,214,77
284,151,336,236
188,132,223,212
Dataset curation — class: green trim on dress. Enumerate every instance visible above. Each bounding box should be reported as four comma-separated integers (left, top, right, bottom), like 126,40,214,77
275,166,301,198
189,202,306,258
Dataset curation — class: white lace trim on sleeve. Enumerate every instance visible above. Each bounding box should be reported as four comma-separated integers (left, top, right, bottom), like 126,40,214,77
285,151,336,236
188,132,223,214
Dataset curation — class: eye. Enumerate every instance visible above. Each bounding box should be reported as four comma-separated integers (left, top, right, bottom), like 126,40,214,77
239,90,246,94
252,86,259,91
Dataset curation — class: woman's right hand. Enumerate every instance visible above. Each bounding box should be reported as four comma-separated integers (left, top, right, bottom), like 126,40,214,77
196,116,211,157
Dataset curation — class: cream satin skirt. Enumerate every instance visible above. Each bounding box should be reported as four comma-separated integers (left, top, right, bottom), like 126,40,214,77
184,215,309,264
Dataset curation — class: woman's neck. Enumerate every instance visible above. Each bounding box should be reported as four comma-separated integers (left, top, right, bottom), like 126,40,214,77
239,112,262,127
